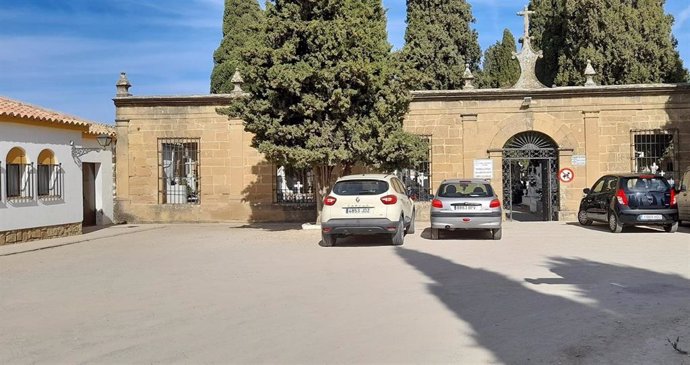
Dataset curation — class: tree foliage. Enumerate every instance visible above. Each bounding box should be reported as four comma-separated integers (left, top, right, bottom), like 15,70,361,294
225,0,429,205
210,0,264,93
529,0,687,86
401,0,481,90
480,29,520,88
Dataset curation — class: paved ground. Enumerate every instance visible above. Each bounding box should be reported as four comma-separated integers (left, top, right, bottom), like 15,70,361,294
1,222,690,364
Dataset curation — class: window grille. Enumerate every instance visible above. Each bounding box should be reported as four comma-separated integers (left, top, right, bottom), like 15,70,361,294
395,135,433,201
6,162,34,201
38,163,63,199
631,129,679,183
158,138,200,204
274,166,315,206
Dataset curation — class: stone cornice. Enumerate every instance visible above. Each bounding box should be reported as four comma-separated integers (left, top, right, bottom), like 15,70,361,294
113,93,247,107
411,83,690,102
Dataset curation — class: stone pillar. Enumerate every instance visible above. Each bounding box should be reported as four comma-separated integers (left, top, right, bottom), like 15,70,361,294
460,113,477,178
114,118,130,222
557,148,575,221
583,111,601,187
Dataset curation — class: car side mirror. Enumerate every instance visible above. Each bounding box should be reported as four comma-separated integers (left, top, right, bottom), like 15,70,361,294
583,188,590,194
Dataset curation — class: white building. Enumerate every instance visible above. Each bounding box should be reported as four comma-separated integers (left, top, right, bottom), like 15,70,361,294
0,96,115,245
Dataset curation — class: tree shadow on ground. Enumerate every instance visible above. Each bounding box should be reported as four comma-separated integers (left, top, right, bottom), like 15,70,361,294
396,248,690,364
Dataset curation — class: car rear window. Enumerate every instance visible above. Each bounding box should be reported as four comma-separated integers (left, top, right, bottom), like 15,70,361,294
437,182,494,198
332,180,389,196
622,177,670,192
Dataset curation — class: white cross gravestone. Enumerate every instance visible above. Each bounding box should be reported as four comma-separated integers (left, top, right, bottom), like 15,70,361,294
294,181,303,194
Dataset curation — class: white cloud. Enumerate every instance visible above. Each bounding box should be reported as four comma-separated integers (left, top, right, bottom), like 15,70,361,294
673,5,690,31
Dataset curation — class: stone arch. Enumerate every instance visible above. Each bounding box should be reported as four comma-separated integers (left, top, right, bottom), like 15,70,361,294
488,113,579,151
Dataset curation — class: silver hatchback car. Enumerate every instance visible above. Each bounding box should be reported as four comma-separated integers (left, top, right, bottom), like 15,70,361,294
430,179,503,240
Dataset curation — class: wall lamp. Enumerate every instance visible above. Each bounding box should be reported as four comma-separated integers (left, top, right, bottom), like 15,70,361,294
521,97,533,108
71,134,114,167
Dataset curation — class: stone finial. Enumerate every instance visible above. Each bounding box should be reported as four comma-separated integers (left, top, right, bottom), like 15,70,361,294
511,6,546,89
116,72,132,97
462,64,475,90
584,59,597,86
231,70,244,93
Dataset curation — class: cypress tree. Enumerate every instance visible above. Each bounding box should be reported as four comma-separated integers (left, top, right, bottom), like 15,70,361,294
480,29,520,88
226,0,428,218
529,0,687,86
401,0,481,90
210,0,264,94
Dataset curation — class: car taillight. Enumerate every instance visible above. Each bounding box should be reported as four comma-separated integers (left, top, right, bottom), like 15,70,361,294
323,196,337,206
380,195,397,205
431,199,443,208
616,189,628,206
670,189,677,207
489,199,501,208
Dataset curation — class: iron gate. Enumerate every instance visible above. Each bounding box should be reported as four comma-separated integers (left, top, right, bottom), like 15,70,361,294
502,147,559,221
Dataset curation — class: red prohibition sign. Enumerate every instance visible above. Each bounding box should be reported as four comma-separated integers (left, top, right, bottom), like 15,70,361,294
559,168,575,183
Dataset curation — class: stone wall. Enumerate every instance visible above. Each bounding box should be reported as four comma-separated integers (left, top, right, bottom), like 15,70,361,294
0,222,82,245
406,84,690,221
114,95,315,224
113,85,689,224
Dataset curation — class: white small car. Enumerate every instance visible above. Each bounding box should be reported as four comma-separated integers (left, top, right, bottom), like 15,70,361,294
320,174,416,246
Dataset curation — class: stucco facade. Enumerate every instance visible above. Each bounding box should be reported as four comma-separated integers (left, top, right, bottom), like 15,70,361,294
0,98,116,245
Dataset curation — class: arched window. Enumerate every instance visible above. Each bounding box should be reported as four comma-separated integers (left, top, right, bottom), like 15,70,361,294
6,147,34,200
37,149,62,198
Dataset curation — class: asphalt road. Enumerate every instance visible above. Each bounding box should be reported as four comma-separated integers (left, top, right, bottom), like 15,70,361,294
1,222,690,364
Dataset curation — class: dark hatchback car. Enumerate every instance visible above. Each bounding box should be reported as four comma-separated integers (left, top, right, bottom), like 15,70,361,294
578,174,679,233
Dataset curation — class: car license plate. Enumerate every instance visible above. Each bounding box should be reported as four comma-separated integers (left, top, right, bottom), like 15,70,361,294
454,205,479,211
638,214,663,221
345,207,371,214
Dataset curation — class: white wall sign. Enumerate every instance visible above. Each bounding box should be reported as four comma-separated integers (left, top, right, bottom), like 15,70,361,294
571,155,586,166
473,159,494,179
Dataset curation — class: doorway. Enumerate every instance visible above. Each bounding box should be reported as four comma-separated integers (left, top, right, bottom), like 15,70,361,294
501,132,559,221
82,163,97,226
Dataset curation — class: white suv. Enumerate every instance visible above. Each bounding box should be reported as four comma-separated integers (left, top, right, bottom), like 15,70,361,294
320,174,415,246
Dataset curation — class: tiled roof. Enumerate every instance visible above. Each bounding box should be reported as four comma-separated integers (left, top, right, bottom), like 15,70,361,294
0,95,115,136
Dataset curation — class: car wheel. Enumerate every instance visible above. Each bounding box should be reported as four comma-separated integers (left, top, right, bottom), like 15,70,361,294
391,217,405,246
608,212,623,233
577,209,592,226
406,211,416,235
492,228,502,240
664,221,679,233
320,233,336,247
431,228,439,240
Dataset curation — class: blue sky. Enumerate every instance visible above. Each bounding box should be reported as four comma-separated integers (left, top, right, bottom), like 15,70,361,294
2,0,690,124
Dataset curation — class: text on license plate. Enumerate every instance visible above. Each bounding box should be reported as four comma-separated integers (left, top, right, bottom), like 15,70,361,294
638,214,663,221
454,205,480,211
345,207,371,214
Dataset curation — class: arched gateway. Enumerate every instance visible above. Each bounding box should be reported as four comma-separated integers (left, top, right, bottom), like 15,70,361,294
502,131,559,221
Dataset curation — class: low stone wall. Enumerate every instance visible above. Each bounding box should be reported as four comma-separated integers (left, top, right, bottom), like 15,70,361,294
0,222,82,245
